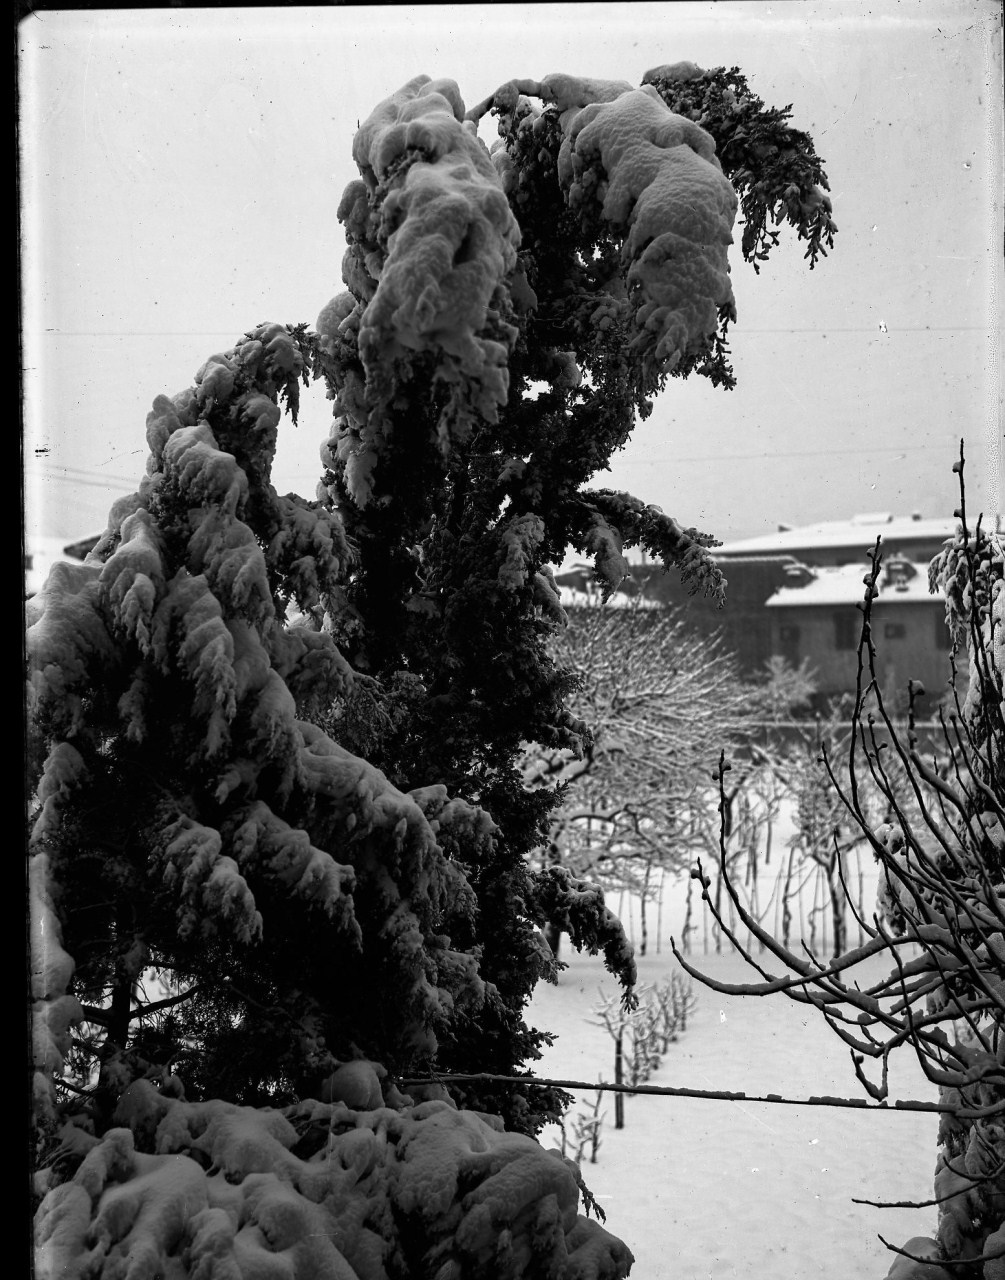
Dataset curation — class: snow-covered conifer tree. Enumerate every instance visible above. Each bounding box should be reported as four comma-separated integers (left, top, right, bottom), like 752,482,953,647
29,66,835,1279
309,65,833,1122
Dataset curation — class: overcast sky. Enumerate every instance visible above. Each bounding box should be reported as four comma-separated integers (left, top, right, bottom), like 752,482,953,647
20,1,1004,549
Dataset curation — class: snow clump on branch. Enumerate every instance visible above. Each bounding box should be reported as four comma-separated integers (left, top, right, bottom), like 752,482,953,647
557,84,737,373
324,75,522,506
470,72,737,381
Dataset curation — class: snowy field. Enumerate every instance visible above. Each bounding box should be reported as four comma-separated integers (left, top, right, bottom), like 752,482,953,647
528,897,939,1279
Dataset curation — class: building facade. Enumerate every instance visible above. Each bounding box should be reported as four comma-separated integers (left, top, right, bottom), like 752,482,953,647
763,553,955,714
560,512,977,716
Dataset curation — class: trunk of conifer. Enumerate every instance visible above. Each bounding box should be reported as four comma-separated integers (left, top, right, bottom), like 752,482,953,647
94,962,136,1124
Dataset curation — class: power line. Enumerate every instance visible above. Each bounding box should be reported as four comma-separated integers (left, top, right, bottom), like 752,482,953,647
628,443,980,464
399,1072,996,1119
25,467,137,490
26,438,985,483
31,324,996,338
34,435,988,476
730,325,994,335
34,330,313,339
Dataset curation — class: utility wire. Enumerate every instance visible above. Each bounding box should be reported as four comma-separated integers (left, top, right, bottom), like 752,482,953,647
650,443,960,464
399,1071,1001,1119
27,439,970,479
33,325,996,337
26,470,137,491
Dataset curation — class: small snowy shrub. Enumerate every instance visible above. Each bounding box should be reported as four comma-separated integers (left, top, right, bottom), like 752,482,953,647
560,1086,606,1166
592,972,697,1111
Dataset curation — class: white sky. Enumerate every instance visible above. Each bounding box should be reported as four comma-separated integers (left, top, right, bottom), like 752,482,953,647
19,1,1004,547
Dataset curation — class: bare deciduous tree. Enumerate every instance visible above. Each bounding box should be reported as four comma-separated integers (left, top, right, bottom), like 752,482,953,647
525,599,761,954
675,452,1004,1279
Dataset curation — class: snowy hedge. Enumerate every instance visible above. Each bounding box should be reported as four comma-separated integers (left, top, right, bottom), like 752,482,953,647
35,1063,633,1280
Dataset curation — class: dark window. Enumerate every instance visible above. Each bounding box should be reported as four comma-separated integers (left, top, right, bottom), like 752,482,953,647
834,611,858,651
884,622,907,640
778,623,801,664
935,613,953,650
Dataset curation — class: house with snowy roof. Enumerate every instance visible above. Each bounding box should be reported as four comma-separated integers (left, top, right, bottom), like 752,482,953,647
712,511,958,567
764,553,954,712
599,512,981,715
713,513,960,710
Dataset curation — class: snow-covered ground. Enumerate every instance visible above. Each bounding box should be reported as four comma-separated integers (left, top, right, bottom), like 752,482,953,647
528,908,938,1278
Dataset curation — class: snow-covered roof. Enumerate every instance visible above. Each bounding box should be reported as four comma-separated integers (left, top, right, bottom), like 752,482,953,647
558,585,660,610
766,560,939,608
714,514,958,559
25,535,100,598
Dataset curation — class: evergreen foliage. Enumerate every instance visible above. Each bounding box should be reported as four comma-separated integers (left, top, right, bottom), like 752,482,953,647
643,62,837,274
29,67,835,1279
